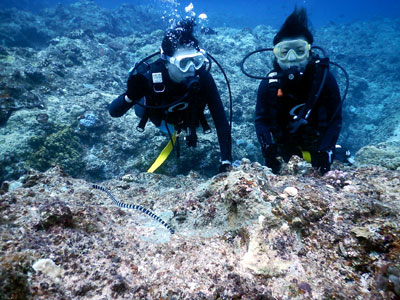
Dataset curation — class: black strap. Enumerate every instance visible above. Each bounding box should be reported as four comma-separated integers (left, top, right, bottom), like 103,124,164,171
265,71,280,139
289,58,329,133
176,134,180,158
299,58,329,121
136,113,149,132
144,60,168,107
188,104,198,144
199,111,211,133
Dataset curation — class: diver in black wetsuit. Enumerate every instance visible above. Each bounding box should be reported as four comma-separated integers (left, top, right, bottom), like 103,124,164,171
255,8,342,175
109,19,232,173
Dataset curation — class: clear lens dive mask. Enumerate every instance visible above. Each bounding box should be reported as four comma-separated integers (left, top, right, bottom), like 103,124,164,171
273,39,311,62
162,49,208,73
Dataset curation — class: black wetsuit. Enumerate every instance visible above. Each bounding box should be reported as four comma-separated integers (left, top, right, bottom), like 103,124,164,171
109,59,232,163
255,61,342,162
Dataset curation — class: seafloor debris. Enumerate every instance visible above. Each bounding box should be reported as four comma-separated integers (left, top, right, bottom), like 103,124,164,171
0,161,399,299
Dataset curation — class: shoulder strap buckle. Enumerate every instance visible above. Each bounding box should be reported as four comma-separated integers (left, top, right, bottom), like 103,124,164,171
314,57,330,68
152,72,165,93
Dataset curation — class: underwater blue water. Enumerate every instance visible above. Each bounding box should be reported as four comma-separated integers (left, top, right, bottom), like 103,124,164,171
1,0,399,29
183,0,400,28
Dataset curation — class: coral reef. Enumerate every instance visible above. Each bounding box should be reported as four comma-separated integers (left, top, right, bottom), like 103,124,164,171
27,125,85,177
1,1,400,182
314,18,400,153
1,2,400,299
0,160,399,299
355,142,400,170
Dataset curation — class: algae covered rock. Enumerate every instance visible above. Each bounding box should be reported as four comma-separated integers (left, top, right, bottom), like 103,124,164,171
355,142,400,170
27,125,85,176
0,251,36,300
0,163,400,299
34,201,74,230
0,96,14,125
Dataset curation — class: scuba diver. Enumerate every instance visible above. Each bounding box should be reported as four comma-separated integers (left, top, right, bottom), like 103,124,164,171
109,19,232,173
248,7,346,175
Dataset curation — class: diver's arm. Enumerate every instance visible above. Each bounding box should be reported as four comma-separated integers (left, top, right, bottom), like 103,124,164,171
317,72,342,151
109,73,148,117
109,93,135,117
255,80,274,148
202,73,232,162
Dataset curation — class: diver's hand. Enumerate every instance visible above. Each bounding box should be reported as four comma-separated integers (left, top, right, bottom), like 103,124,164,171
126,73,148,101
218,161,232,173
312,151,331,175
262,144,281,174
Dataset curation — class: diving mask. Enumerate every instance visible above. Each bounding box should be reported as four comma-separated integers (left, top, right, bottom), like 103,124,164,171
273,39,311,62
162,49,208,73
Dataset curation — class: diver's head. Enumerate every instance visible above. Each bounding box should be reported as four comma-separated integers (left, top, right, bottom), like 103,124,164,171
163,47,207,83
161,19,207,83
273,7,313,72
274,37,311,71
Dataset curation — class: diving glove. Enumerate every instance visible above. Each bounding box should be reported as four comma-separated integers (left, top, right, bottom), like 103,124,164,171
218,161,232,173
312,150,332,175
126,73,149,101
262,144,281,174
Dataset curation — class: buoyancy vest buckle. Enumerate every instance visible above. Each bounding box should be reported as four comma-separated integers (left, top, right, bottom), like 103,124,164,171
152,72,165,93
168,102,189,112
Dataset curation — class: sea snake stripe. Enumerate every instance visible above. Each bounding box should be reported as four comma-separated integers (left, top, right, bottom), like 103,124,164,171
92,184,175,234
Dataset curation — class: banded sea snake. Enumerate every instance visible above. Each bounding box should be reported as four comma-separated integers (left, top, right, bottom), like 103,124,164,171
92,184,175,234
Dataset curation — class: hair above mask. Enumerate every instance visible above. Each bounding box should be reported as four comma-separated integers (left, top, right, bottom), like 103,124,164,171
273,7,313,46
161,18,200,57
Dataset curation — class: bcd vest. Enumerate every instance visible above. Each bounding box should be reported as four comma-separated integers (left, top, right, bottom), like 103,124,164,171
136,59,211,136
265,57,330,148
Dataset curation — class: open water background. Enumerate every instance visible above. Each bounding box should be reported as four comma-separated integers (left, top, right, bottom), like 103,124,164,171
1,0,400,29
